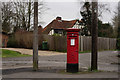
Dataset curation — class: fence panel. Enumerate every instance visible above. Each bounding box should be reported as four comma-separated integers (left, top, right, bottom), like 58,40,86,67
37,35,117,51
42,34,55,50
13,33,116,51
80,36,116,51
54,36,67,52
109,38,116,50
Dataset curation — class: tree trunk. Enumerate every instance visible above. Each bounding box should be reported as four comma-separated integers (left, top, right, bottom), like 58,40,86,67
27,0,31,31
91,1,98,71
33,1,38,71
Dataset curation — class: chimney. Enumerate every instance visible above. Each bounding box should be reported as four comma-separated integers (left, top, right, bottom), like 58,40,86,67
56,16,62,20
38,25,43,34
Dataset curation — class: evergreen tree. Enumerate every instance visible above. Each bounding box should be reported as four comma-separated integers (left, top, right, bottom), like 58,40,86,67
80,2,110,36
98,20,114,38
80,2,92,36
116,1,120,50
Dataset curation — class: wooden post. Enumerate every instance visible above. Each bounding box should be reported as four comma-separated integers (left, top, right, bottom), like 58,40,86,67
33,0,38,71
81,36,83,52
91,0,98,71
118,1,120,38
79,36,80,52
0,2,2,79
117,2,120,50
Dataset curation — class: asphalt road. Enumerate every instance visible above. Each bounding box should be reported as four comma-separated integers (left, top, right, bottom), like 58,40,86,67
2,51,119,71
1,49,119,79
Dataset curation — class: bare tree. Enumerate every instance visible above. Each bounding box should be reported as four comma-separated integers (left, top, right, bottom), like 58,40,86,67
0,2,2,33
27,0,32,31
12,1,30,31
2,2,14,33
2,0,48,33
98,3,110,17
112,10,118,38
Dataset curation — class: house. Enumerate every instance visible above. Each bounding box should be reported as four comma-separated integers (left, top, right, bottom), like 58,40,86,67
0,32,9,48
38,25,43,34
42,17,84,35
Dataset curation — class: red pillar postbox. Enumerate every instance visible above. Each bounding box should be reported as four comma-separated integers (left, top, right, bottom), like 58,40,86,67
66,28,80,72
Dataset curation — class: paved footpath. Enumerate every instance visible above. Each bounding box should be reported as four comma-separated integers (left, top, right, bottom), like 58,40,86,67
1,48,120,79
3,48,66,56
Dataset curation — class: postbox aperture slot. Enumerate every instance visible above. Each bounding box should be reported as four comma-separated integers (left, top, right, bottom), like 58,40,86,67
70,39,75,46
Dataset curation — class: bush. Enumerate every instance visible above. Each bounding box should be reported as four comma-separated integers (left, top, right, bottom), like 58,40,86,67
7,36,18,48
52,33,61,36
116,38,120,50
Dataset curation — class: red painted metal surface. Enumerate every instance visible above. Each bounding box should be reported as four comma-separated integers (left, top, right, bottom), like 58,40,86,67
66,28,80,64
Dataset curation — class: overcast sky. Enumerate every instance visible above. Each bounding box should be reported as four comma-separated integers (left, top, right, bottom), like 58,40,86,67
0,0,119,28
40,0,119,28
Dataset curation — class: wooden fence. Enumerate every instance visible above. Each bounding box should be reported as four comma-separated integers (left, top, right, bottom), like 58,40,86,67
13,33,116,51
42,35,116,51
42,34,67,51
80,36,116,51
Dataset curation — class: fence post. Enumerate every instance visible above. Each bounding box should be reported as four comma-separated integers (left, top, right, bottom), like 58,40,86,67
79,36,80,52
53,36,56,51
109,38,110,50
81,36,83,52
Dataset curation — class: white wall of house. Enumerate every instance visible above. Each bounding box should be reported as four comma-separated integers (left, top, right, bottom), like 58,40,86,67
72,21,84,29
48,29,54,35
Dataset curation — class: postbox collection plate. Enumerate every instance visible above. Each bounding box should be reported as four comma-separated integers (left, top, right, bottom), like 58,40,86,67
70,39,75,46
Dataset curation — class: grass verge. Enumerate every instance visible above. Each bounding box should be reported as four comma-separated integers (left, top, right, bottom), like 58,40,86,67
0,49,31,58
59,68,103,74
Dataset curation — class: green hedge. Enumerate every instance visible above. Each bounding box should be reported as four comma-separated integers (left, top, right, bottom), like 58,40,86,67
7,36,18,48
116,38,120,50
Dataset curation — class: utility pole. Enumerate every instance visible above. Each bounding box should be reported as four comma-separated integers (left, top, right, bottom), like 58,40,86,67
33,0,38,71
117,2,120,50
91,0,98,71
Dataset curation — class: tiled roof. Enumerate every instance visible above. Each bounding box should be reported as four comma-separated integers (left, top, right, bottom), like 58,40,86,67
42,18,80,34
